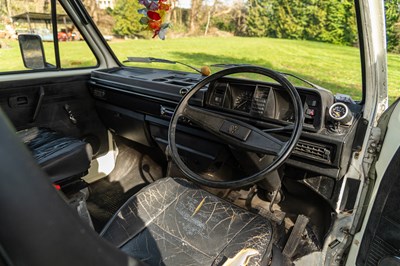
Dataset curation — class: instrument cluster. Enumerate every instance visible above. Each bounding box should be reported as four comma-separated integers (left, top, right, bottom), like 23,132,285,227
206,79,323,130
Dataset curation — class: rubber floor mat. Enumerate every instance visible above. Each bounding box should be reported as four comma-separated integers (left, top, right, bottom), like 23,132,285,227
87,137,164,231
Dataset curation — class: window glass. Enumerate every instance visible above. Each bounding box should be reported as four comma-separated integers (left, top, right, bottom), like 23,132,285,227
0,0,97,73
83,0,364,101
0,0,56,72
56,1,97,69
385,1,400,103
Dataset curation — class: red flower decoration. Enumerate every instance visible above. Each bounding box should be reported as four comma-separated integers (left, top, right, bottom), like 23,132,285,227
147,11,161,21
139,0,171,39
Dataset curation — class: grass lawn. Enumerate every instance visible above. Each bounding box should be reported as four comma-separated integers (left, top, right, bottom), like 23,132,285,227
1,37,399,103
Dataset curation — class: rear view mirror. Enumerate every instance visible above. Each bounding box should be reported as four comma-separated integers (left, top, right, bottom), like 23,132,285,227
18,34,46,69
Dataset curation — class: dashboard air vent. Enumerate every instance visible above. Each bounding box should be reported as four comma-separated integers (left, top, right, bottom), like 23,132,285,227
294,141,333,163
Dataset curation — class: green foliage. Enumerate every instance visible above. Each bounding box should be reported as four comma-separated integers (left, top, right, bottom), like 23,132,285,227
105,7,113,15
385,0,400,53
212,15,238,33
112,0,145,38
301,1,327,40
213,17,234,32
246,0,269,37
210,4,247,36
245,0,357,46
320,0,357,45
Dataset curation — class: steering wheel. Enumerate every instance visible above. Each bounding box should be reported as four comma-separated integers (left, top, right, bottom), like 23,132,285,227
168,66,303,188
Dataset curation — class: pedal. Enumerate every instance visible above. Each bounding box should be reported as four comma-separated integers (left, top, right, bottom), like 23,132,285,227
68,190,94,229
282,214,309,258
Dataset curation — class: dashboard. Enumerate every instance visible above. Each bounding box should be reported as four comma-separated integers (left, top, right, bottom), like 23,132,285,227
89,67,362,181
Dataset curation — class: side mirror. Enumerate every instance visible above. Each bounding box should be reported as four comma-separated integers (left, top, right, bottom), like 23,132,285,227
18,34,47,69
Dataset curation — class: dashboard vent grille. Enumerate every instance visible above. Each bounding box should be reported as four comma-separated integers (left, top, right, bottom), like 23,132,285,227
215,87,226,96
294,141,333,163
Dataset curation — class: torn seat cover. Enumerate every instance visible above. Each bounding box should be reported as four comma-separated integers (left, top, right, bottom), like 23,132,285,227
101,178,273,265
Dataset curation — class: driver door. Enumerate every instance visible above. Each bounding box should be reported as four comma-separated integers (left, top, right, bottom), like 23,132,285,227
0,1,108,157
346,98,400,265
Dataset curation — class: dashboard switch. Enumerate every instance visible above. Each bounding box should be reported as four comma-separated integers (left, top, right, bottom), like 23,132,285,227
214,96,222,103
219,121,251,141
306,108,315,116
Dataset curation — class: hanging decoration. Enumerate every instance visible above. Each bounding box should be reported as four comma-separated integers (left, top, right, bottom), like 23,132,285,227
138,0,171,40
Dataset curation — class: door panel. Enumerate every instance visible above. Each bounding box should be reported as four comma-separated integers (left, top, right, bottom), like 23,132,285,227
0,75,108,157
353,99,400,265
356,148,400,265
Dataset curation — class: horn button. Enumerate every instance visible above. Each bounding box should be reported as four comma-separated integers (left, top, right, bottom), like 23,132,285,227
219,120,252,141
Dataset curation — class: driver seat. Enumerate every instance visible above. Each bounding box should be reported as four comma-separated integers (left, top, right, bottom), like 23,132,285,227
0,106,274,266
101,177,274,265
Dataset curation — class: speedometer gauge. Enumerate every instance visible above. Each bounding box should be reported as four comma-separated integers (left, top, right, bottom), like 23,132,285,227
329,102,353,124
234,90,253,112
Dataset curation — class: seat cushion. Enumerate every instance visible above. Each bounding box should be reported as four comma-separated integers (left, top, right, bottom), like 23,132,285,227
18,127,92,183
101,178,273,266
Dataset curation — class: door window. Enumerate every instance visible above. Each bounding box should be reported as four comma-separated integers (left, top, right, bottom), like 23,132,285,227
0,0,97,73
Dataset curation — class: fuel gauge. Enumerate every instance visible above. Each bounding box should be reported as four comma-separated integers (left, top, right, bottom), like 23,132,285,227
329,102,353,124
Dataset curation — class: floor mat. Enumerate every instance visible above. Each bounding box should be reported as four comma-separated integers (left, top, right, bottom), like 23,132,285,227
87,137,164,232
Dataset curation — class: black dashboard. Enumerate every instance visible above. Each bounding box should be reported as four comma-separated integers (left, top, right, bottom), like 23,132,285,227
206,78,331,132
89,66,362,182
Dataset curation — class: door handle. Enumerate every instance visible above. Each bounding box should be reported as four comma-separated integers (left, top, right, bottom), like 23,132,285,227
32,86,45,122
64,104,77,124
8,95,29,107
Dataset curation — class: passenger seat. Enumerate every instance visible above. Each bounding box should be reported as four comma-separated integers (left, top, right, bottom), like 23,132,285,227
18,127,92,189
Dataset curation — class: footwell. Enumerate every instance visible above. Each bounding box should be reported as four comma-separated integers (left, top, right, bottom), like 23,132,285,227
87,136,164,231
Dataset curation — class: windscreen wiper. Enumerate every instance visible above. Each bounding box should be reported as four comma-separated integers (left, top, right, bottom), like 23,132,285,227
210,63,252,68
211,63,327,91
279,72,328,91
124,57,211,76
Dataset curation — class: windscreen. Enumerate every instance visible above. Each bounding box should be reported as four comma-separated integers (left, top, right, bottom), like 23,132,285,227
84,0,366,100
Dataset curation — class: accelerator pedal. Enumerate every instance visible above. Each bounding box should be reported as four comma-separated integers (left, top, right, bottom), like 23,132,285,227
282,214,310,258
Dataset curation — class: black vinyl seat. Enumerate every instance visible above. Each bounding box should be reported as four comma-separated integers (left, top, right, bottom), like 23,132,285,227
17,127,92,184
101,177,274,266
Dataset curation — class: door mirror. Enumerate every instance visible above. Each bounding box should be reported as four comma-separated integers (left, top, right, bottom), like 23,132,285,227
18,34,47,69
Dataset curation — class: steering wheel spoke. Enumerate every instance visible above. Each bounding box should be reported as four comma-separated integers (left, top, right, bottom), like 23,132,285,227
182,105,285,155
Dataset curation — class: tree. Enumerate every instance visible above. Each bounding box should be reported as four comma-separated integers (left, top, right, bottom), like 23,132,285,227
204,0,218,36
189,0,202,33
299,0,327,41
211,3,245,35
112,0,144,37
204,0,236,36
385,0,400,52
35,0,49,13
81,0,115,34
245,0,358,45
232,1,248,36
2,0,13,19
246,0,270,37
320,0,357,45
